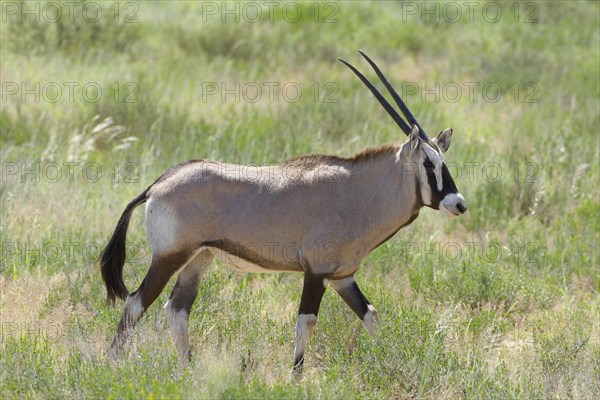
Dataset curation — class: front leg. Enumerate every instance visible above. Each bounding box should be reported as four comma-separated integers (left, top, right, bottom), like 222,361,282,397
330,275,380,337
291,272,327,377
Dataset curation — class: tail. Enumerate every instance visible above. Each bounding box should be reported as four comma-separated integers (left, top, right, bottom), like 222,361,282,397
100,188,150,305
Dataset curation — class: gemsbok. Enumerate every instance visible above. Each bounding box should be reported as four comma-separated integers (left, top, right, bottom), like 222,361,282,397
100,51,467,375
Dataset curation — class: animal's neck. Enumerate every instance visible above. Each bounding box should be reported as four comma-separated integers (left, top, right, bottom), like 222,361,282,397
346,152,423,249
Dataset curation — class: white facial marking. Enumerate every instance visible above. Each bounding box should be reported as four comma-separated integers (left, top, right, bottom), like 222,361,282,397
420,177,432,205
440,193,466,217
435,163,443,192
362,304,381,338
293,313,317,365
422,144,444,192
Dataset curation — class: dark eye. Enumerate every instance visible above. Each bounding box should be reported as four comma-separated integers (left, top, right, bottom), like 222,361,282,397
423,160,434,168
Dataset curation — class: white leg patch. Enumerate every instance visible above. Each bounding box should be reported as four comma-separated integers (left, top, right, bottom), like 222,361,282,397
164,300,191,363
362,305,381,338
124,293,143,323
164,300,189,334
108,293,143,359
293,313,317,365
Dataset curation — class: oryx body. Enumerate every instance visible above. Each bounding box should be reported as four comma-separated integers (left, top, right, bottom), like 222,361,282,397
101,52,466,375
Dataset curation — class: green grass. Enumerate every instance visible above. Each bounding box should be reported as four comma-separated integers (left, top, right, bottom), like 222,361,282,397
1,1,599,398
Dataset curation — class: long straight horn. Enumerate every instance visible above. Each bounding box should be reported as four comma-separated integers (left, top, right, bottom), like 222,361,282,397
358,50,429,141
339,58,412,135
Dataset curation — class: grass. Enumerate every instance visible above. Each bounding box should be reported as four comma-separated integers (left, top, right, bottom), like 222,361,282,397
1,0,599,398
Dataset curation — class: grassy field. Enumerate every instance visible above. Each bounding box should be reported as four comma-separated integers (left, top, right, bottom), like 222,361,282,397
1,1,599,398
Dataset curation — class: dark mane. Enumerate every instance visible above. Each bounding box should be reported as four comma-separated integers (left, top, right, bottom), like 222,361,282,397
281,144,399,168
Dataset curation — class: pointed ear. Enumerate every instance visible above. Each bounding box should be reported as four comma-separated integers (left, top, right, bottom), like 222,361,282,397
433,128,453,153
408,125,420,154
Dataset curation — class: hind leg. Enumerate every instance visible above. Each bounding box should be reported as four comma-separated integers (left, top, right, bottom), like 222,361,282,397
108,250,193,357
164,249,215,364
330,275,380,337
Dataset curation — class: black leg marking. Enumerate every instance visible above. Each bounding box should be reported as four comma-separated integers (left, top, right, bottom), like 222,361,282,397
165,249,214,364
108,251,193,357
292,272,327,375
298,272,328,316
330,276,380,337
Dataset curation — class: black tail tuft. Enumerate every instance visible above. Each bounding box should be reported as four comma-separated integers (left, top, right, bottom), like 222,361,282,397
100,189,148,305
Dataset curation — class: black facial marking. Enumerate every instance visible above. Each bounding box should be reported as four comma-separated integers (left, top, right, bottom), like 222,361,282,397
425,163,459,209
